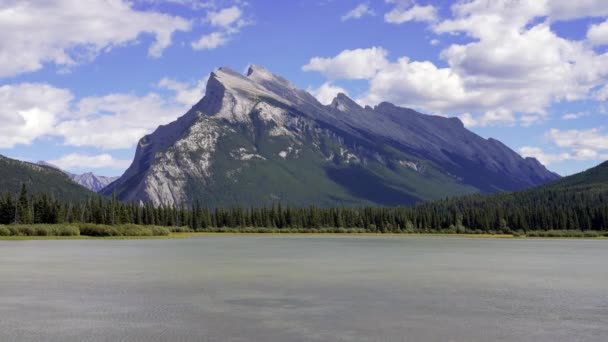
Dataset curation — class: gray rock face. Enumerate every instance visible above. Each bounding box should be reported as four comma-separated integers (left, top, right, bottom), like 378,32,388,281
70,173,119,192
103,65,559,207
37,162,118,192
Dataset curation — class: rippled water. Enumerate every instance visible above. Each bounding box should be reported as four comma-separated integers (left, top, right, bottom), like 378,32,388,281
1,236,607,342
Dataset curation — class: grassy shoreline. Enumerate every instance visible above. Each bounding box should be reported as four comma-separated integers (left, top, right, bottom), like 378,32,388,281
1,227,607,240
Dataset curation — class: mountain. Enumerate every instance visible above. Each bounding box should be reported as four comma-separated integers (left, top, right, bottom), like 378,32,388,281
414,160,608,232
71,173,119,192
539,160,608,192
0,155,94,201
103,65,559,207
37,161,119,192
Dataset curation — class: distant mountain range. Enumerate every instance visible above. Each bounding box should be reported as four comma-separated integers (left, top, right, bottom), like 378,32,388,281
0,155,93,201
101,65,559,207
37,161,118,192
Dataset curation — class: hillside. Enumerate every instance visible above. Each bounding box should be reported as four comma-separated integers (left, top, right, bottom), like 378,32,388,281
540,161,608,191
103,66,559,207
414,161,608,231
37,161,119,192
0,155,94,202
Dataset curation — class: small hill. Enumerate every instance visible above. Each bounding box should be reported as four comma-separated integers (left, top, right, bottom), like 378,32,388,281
415,160,608,231
540,161,608,192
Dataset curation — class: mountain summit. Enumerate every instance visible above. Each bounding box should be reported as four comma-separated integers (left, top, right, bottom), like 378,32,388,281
103,66,559,207
37,161,118,192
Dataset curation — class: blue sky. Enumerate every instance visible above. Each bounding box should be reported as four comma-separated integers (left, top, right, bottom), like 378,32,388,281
1,0,607,177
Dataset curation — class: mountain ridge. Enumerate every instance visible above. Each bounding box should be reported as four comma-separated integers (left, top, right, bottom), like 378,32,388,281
0,155,94,201
37,161,119,192
103,65,559,207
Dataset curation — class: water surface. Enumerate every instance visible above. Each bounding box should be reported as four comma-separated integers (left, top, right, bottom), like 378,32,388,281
1,236,607,341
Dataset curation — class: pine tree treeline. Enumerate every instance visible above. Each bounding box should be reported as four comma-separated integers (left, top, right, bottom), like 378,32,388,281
1,184,607,232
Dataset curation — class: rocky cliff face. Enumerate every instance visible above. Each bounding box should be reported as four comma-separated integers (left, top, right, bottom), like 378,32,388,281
103,65,559,207
70,173,119,192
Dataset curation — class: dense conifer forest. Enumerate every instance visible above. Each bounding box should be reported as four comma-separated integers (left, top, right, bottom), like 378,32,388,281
2,164,607,235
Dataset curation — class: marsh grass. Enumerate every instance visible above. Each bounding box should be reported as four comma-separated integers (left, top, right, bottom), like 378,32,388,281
0,224,606,239
0,224,173,237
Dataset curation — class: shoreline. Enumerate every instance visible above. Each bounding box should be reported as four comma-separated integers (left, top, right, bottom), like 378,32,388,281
1,232,607,241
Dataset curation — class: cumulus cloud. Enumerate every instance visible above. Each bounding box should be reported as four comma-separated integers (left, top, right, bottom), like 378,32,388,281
192,32,230,50
56,93,188,150
385,4,437,24
48,153,131,171
0,83,72,148
0,0,191,78
191,5,250,50
207,6,244,28
304,0,608,126
588,20,608,46
158,76,208,106
596,84,608,102
307,82,349,105
458,108,516,127
521,128,608,165
548,128,608,151
518,147,573,166
561,112,587,120
0,73,209,150
342,4,374,21
546,1,608,20
303,47,389,80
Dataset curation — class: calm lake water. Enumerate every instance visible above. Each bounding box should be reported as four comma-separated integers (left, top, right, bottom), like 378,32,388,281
0,236,607,342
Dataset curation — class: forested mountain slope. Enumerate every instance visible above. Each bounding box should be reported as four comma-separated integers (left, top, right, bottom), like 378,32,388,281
0,155,93,202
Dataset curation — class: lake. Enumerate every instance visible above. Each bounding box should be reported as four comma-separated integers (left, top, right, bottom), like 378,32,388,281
1,235,607,341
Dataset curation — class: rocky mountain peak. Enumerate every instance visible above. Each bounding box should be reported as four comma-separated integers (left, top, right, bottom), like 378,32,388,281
247,64,294,89
330,93,363,112
36,161,118,192
104,64,560,207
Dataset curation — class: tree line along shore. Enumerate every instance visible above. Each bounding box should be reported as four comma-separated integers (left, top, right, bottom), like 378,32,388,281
0,183,607,238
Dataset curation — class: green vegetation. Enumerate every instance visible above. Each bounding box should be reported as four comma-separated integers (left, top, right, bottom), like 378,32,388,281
0,224,172,237
0,155,93,202
1,161,607,237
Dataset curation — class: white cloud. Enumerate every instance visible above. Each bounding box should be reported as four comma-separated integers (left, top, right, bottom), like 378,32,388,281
137,0,215,10
458,108,516,127
158,76,208,106
48,153,131,171
596,84,608,102
522,128,608,165
56,93,187,150
430,39,440,46
342,4,374,21
546,1,608,20
192,31,230,50
561,112,587,120
0,0,191,78
192,5,250,50
589,20,608,46
207,6,243,28
519,147,573,165
303,47,389,80
548,128,608,151
0,83,72,148
304,0,608,126
0,72,209,150
307,82,349,105
385,4,437,24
